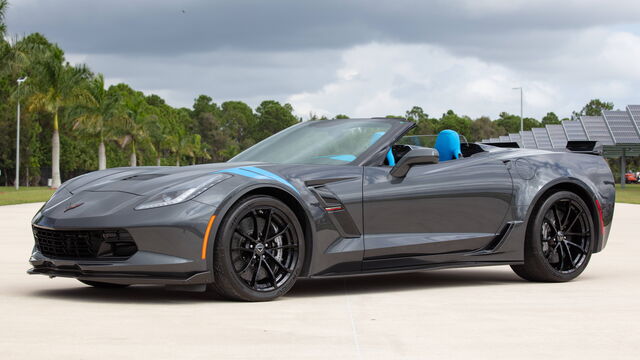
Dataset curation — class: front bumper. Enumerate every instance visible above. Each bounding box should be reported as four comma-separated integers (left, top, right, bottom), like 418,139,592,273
28,249,213,285
29,191,219,285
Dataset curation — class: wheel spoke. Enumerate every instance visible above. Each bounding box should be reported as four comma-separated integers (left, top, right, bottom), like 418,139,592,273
236,256,255,274
269,244,298,250
262,209,272,241
565,240,586,254
560,204,573,230
552,205,562,229
564,208,583,232
546,243,561,263
265,251,291,273
231,247,254,254
562,241,577,267
266,224,289,242
251,210,260,239
234,230,258,244
565,232,588,237
557,243,567,270
262,259,278,288
249,256,263,289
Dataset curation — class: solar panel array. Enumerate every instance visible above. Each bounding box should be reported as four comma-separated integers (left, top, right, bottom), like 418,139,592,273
628,105,640,129
581,116,614,145
546,124,567,148
532,127,553,149
563,120,587,141
603,110,640,143
479,104,640,154
508,133,521,142
519,131,537,148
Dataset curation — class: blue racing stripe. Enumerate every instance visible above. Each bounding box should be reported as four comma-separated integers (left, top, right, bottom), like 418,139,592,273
216,166,300,194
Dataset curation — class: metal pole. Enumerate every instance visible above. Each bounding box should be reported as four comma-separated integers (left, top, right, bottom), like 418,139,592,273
15,100,20,190
513,87,523,132
620,149,626,189
520,88,524,132
15,77,27,190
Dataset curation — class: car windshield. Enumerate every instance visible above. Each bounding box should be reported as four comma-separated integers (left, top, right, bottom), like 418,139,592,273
229,119,395,165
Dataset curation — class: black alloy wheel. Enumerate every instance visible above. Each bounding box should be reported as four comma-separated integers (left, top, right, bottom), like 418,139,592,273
211,195,305,301
511,191,594,282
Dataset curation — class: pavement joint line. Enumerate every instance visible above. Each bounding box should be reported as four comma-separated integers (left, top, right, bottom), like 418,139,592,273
344,279,362,359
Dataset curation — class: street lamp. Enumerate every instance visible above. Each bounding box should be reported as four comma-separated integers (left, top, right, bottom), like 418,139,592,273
15,76,27,190
512,87,523,132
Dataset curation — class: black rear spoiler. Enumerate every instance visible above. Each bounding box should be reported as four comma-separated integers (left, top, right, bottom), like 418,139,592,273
566,141,602,155
484,142,520,148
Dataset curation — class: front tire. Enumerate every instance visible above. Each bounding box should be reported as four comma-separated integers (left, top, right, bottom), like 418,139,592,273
211,195,305,301
511,191,594,282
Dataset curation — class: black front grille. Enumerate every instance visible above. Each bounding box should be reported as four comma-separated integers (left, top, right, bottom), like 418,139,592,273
33,227,137,260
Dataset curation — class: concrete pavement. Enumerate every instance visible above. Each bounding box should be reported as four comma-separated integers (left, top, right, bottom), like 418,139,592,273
1,202,639,359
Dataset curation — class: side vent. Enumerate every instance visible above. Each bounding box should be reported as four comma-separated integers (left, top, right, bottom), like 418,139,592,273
307,184,361,238
470,221,520,255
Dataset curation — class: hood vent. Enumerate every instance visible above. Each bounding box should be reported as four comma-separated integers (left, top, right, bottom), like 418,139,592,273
121,174,167,181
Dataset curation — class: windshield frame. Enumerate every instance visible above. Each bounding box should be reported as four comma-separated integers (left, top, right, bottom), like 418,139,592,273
228,118,414,166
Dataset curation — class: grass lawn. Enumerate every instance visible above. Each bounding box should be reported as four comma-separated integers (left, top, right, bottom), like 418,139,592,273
0,186,55,206
616,184,640,205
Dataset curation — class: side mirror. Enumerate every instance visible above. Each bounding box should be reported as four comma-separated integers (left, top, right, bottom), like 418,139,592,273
390,148,439,178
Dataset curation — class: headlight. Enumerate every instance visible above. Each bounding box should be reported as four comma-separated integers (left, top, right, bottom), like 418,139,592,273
134,173,230,210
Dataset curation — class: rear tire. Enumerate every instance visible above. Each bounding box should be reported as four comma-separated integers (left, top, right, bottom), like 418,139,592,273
511,191,594,282
79,280,130,288
211,195,305,301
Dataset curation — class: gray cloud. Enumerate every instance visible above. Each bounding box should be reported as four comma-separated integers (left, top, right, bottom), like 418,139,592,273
8,0,640,56
6,1,640,117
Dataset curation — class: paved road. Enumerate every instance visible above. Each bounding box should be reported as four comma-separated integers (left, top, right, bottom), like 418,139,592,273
1,202,638,359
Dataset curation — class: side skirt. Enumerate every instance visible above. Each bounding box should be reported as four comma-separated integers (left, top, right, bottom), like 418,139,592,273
308,260,522,279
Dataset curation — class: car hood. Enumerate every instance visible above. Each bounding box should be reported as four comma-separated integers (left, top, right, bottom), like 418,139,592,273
65,162,262,196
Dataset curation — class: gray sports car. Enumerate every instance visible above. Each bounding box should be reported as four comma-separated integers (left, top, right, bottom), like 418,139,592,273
28,118,615,301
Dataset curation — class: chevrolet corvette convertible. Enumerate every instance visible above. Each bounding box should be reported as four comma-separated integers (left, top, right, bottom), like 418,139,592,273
28,118,615,301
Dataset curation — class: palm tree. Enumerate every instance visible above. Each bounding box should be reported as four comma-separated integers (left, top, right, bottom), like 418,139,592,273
0,0,8,38
26,52,91,187
167,127,210,166
164,113,208,167
116,95,152,167
71,74,121,170
146,110,172,166
185,134,209,165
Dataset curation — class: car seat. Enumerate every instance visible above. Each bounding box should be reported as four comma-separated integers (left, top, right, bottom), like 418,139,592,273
434,129,462,162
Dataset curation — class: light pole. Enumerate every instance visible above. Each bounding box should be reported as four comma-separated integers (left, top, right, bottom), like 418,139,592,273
513,87,523,132
15,77,27,190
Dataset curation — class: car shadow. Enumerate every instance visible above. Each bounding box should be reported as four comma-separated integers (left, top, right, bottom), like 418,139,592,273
28,284,218,304
288,268,522,298
28,268,523,304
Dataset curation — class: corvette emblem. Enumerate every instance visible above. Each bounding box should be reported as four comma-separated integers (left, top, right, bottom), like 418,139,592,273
64,202,84,212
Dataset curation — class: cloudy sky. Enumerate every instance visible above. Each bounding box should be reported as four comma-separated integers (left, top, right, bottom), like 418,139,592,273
7,0,640,119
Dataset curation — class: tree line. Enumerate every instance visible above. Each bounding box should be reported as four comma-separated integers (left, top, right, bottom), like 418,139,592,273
0,1,621,187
